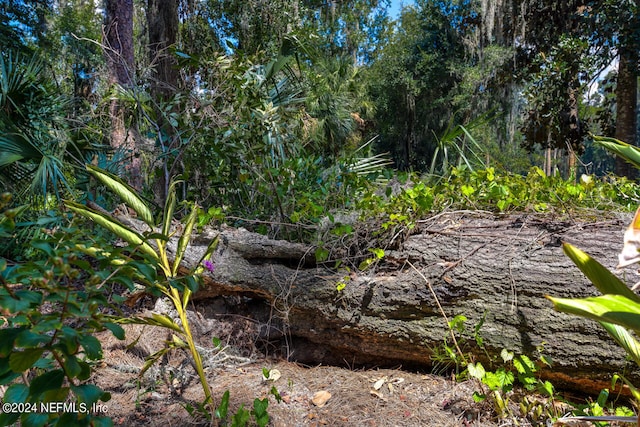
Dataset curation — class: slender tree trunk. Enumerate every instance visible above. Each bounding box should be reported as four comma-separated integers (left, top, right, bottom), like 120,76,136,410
614,45,638,179
147,0,179,100
104,0,141,189
147,0,179,202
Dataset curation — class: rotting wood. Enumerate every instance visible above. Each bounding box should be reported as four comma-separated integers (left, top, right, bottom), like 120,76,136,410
122,211,639,394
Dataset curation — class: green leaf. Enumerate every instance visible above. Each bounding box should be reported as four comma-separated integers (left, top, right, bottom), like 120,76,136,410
472,391,486,403
119,313,183,334
538,380,554,397
9,348,44,372
4,383,28,403
549,294,640,335
0,329,21,357
252,397,269,427
103,322,125,340
215,390,230,420
562,243,640,303
162,180,179,238
65,201,159,261
369,248,385,259
461,185,475,196
28,369,64,398
500,348,514,363
593,135,640,170
484,369,514,391
600,322,640,367
231,404,251,426
63,354,82,378
15,330,50,347
467,362,485,380
315,247,329,263
173,203,199,277
86,165,155,225
70,384,105,405
78,335,102,360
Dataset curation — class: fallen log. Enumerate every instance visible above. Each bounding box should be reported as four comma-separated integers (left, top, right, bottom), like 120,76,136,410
128,211,639,394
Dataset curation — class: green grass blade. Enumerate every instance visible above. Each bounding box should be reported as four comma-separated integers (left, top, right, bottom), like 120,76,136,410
563,243,640,303
65,200,159,261
547,294,640,335
86,165,155,226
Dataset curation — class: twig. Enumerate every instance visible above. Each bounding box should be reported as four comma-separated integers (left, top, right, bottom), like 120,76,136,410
407,260,467,365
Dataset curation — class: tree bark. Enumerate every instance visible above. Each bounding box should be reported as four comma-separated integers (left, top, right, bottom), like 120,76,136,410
147,0,179,100
103,0,141,189
614,44,638,179
125,212,638,394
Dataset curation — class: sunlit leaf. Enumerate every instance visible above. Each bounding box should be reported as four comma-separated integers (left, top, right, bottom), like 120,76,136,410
65,201,159,261
548,294,640,335
86,165,155,226
562,243,640,303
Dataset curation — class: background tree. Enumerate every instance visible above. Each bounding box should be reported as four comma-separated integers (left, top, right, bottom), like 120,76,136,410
103,0,140,188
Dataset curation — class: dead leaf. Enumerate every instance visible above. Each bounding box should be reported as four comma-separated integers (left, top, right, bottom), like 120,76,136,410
388,383,394,394
373,377,387,390
312,390,332,407
370,390,388,401
390,377,405,385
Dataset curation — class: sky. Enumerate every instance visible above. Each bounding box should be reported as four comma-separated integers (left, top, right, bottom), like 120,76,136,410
388,0,413,19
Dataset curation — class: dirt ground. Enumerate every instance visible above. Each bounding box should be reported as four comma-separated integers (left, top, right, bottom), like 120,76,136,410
90,298,508,427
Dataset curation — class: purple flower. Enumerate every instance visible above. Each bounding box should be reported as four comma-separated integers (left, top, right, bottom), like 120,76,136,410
203,259,215,273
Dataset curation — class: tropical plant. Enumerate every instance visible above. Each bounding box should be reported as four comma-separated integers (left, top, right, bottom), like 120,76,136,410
64,165,220,411
0,51,109,202
547,136,640,425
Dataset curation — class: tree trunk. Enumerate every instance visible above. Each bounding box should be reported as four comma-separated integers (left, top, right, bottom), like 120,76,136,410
123,212,639,395
147,0,179,100
147,0,179,202
614,44,638,179
104,0,141,189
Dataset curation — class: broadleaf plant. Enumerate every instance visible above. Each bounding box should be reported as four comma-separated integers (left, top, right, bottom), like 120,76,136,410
64,165,220,410
547,136,640,425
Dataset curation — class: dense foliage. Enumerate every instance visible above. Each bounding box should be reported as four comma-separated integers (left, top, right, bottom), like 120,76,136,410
2,0,640,425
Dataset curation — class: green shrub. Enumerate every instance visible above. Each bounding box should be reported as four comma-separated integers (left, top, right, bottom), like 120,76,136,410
0,194,125,427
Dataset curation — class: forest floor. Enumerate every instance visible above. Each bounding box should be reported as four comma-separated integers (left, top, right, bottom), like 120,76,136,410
90,297,511,427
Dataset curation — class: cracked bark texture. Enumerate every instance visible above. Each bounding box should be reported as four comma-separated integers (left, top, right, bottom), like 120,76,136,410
131,212,638,393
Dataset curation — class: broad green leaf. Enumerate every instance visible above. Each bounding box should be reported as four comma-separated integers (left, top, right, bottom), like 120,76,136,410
562,243,640,303
173,203,199,277
65,201,159,261
215,390,230,420
9,348,44,372
28,369,64,398
162,180,179,238
70,384,105,405
78,335,103,360
15,330,50,347
467,362,485,380
86,165,155,225
593,135,640,170
103,322,125,340
548,294,640,334
600,322,640,367
64,355,82,378
4,383,28,403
